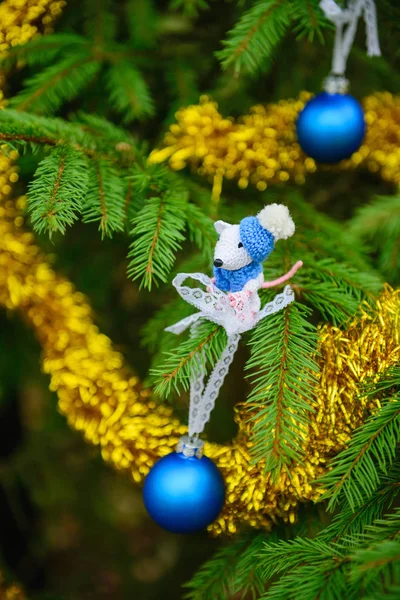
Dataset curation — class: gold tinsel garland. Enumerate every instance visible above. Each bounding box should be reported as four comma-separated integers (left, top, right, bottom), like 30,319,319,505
0,0,66,55
0,0,399,536
0,573,26,600
148,93,400,200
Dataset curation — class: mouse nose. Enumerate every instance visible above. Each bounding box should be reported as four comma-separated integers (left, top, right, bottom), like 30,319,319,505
214,258,223,268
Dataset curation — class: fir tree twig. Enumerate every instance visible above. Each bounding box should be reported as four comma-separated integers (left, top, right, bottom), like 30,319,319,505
216,0,291,75
246,301,319,472
28,146,89,236
317,393,400,511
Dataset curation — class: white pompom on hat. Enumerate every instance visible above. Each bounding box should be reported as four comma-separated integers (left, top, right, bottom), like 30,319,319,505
257,203,295,241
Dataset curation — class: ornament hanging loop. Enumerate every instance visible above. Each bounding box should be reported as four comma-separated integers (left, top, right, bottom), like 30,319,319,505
320,0,381,92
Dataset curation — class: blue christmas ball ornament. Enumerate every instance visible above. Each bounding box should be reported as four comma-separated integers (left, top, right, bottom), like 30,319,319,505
143,436,225,534
296,92,365,164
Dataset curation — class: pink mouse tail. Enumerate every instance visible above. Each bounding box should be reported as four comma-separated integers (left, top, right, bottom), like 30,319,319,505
261,260,303,289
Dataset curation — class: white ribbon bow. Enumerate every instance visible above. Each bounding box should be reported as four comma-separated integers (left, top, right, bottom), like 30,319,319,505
320,0,381,76
166,274,294,437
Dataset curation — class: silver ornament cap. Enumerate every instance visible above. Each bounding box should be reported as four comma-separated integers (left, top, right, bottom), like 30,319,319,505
323,74,349,94
176,435,204,459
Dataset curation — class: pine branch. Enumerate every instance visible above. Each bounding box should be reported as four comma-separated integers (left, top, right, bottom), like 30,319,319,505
351,539,400,600
184,532,269,599
320,462,400,543
82,160,126,238
0,109,87,149
216,0,291,75
5,24,155,123
152,319,227,399
358,509,400,546
299,258,382,325
258,510,400,600
290,0,329,42
0,33,87,68
74,111,135,147
317,394,400,511
367,366,400,396
0,109,133,167
127,174,189,289
0,123,58,149
141,296,195,389
349,510,400,597
141,251,218,389
106,60,154,122
348,194,400,286
261,561,350,600
9,51,100,114
246,302,319,472
259,537,345,581
28,146,88,236
140,250,210,354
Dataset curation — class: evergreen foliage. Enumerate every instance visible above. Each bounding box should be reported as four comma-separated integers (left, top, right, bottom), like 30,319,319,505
216,1,292,75
246,302,318,471
2,0,154,122
318,393,400,510
256,507,400,600
9,52,101,114
82,159,126,238
0,0,399,597
106,61,154,123
28,146,88,236
184,531,271,599
348,194,400,286
152,319,227,397
127,183,188,288
216,0,331,76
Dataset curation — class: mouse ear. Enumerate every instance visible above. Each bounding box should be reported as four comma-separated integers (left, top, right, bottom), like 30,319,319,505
214,220,231,234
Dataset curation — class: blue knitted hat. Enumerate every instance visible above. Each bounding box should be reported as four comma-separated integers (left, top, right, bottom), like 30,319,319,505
240,216,275,262
239,204,295,263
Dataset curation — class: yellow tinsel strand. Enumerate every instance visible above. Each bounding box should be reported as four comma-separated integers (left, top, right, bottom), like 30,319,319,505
149,93,400,200
0,198,399,535
0,0,66,54
0,572,26,600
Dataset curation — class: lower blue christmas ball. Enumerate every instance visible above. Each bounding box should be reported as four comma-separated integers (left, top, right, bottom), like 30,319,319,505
143,439,225,534
296,92,365,163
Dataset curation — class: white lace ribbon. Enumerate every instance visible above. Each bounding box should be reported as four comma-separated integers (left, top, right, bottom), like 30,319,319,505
320,0,381,76
188,333,241,437
166,273,295,437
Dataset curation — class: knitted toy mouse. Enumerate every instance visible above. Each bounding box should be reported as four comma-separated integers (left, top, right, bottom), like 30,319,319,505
166,203,301,337
213,203,295,294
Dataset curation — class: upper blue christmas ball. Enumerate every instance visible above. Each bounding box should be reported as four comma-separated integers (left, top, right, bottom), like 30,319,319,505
143,437,225,534
296,92,365,164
